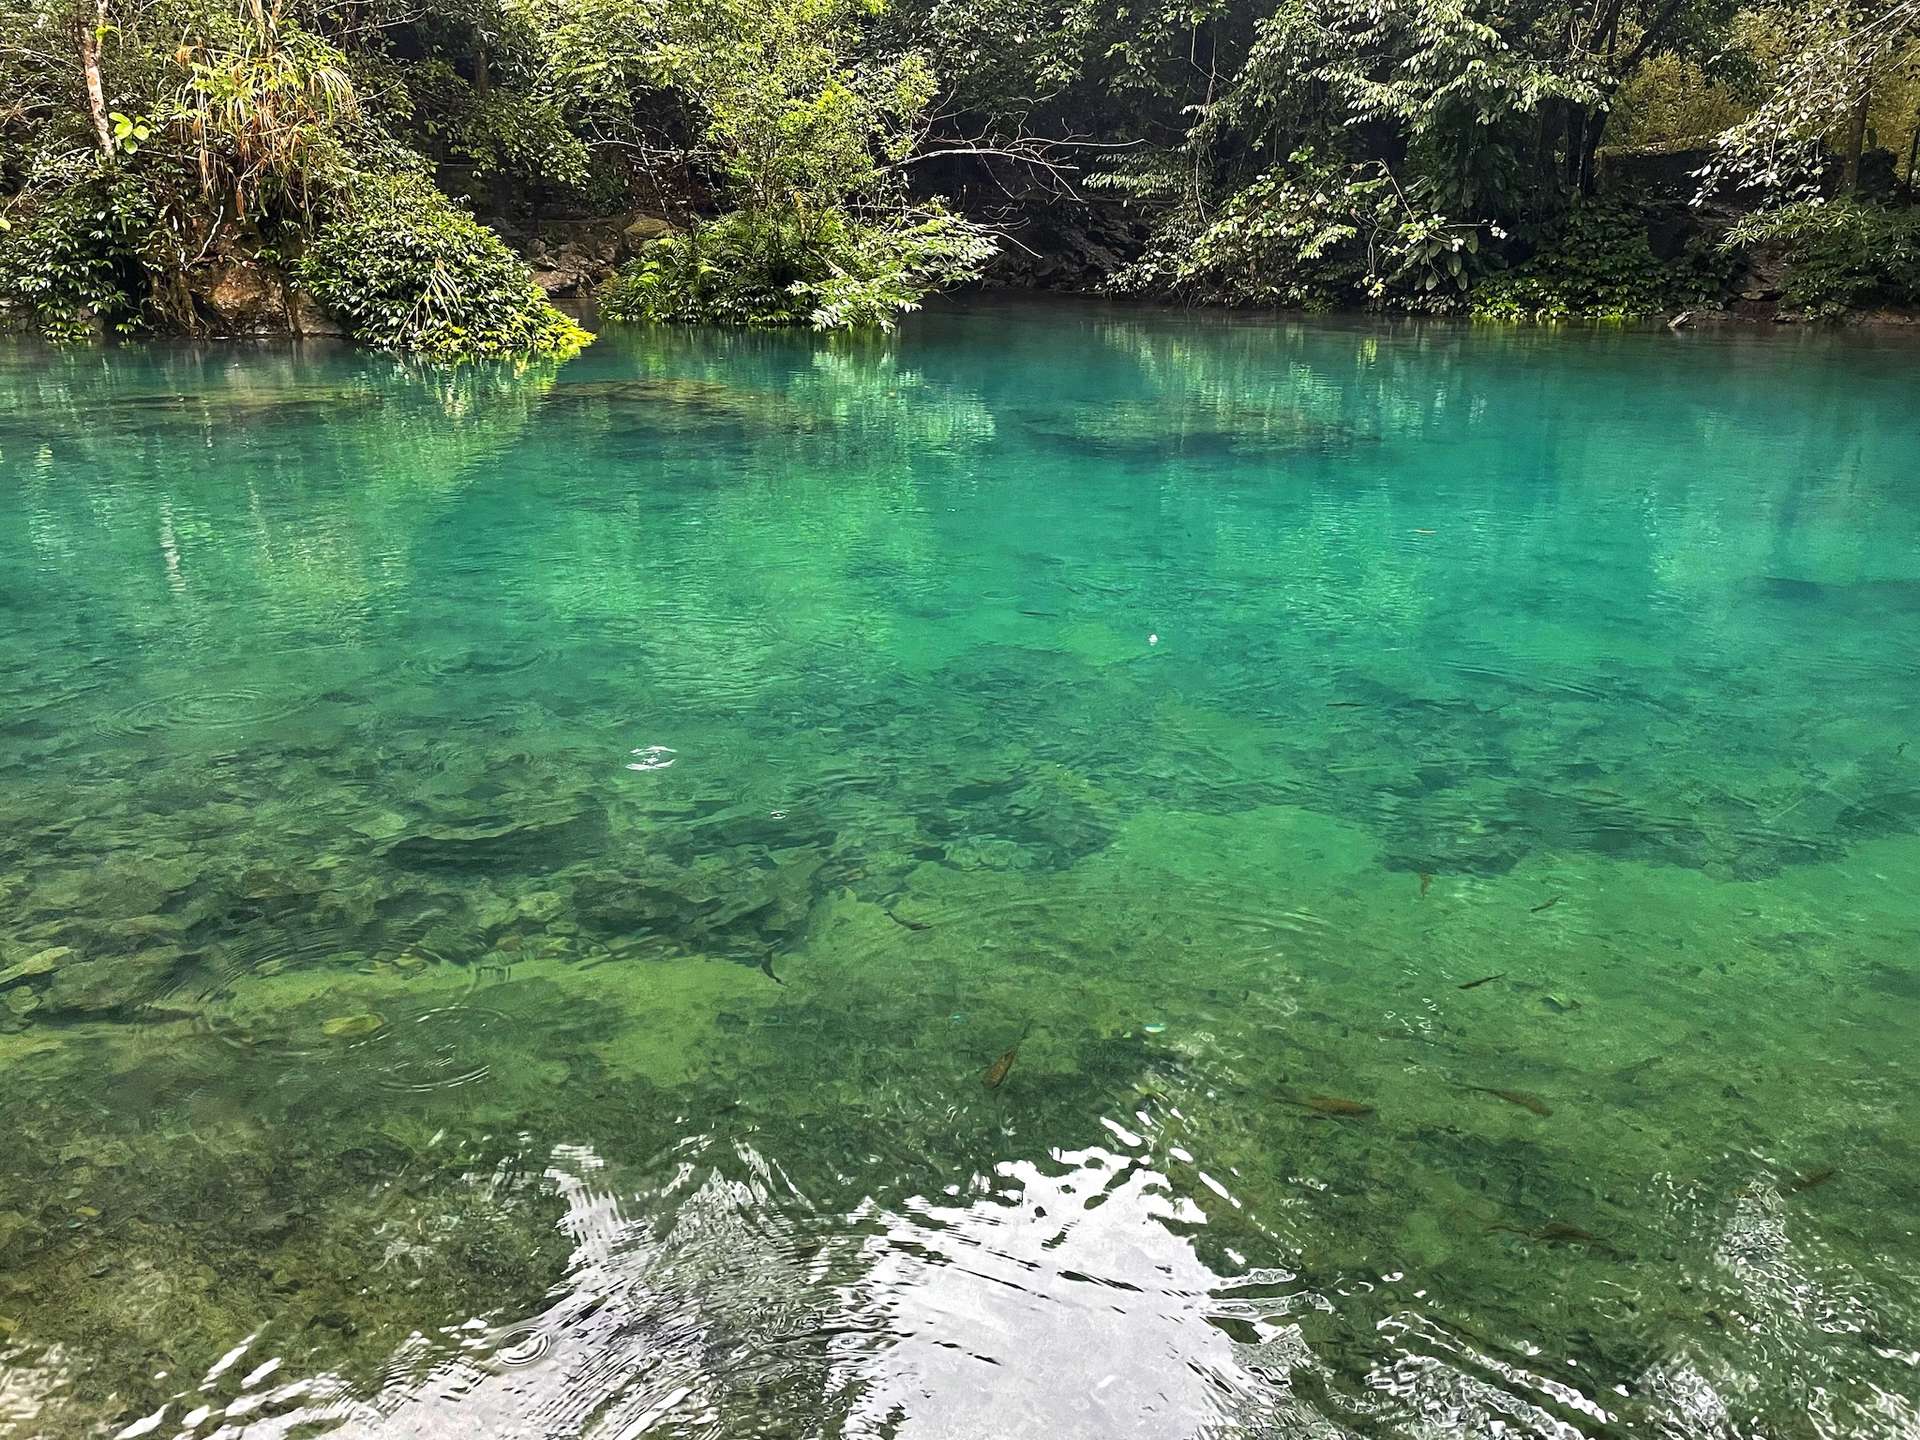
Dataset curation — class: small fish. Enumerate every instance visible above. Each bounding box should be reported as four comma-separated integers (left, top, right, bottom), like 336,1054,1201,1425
1418,872,1432,897
760,955,785,986
885,908,931,932
1288,1094,1375,1117
1460,1085,1553,1116
1787,1166,1837,1193
1529,895,1563,913
1898,741,1909,758
983,1022,1033,1089
1326,701,1367,709
1457,972,1504,990
322,1014,384,1040
1537,1221,1602,1243
1487,1219,1600,1245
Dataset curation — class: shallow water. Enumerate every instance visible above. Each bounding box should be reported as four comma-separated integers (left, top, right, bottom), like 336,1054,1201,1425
2,302,1919,1439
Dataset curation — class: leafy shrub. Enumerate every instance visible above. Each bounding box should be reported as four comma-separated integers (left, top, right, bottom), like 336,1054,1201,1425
0,163,156,341
1471,201,1732,321
455,94,592,192
600,205,994,330
1606,52,1752,149
178,18,358,223
1728,200,1920,318
602,211,809,327
593,0,995,330
1108,150,1481,312
299,172,590,359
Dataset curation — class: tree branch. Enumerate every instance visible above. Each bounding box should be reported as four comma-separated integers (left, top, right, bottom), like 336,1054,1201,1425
1618,0,1689,73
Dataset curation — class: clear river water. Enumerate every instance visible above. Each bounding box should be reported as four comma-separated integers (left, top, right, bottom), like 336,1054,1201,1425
2,302,1919,1439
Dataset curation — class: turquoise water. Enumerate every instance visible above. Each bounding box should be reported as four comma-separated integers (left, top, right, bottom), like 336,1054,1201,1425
2,303,1919,1439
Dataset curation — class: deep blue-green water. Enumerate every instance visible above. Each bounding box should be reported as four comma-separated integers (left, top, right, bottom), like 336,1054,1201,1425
2,302,1920,1438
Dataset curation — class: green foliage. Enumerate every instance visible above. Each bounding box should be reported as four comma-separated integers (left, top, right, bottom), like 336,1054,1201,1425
0,162,156,341
1109,151,1481,312
457,93,591,189
398,55,592,193
299,173,591,359
0,0,603,359
1707,1,1920,201
593,0,992,329
896,0,1107,118
176,12,360,221
601,203,993,329
1212,0,1605,217
1091,0,1744,312
604,212,810,327
1729,199,1920,317
495,0,678,146
1608,48,1755,149
1471,202,1734,320
110,111,155,155
655,0,939,212
2,0,1909,346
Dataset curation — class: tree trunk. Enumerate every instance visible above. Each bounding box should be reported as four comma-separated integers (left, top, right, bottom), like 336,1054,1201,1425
1577,100,1611,194
1842,85,1870,193
1564,103,1586,191
471,39,502,213
1561,100,1610,195
76,0,113,157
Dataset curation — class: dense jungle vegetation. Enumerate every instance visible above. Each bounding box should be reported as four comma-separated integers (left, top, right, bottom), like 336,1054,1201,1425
1,0,1917,356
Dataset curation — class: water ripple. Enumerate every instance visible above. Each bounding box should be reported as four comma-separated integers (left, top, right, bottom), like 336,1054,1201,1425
100,687,315,738
370,1004,517,1092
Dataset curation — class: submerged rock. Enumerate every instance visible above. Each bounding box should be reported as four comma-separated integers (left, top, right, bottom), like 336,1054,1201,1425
545,377,817,433
322,1013,385,1039
0,947,68,988
39,945,187,1018
0,1210,32,1256
1018,398,1356,459
383,808,607,873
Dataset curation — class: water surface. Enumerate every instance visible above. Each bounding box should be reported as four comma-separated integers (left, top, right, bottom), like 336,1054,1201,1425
2,303,1919,1438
